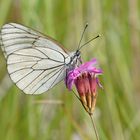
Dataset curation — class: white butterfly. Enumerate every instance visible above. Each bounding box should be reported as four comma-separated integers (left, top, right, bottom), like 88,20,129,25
0,23,99,95
0,23,83,94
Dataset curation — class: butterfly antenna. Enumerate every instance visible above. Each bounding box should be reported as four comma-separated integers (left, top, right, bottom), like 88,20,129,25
78,34,101,50
77,23,88,50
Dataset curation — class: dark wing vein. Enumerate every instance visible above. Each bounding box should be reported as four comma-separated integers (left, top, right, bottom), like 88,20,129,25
35,47,66,60
23,67,59,92
15,69,34,83
32,66,65,94
9,23,40,36
2,36,37,42
10,53,46,59
4,38,38,48
9,63,64,75
8,60,40,65
49,66,66,89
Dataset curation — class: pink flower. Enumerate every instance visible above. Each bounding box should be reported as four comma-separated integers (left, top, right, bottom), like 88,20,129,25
66,58,102,115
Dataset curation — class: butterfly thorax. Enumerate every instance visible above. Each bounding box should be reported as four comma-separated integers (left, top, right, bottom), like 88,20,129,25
65,50,81,70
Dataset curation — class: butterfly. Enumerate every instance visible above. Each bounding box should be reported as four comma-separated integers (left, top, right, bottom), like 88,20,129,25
0,23,99,95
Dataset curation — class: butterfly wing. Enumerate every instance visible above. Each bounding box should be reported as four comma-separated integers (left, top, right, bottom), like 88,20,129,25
1,23,69,94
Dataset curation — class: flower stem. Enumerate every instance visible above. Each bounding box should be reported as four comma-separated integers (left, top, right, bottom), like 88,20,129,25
71,89,100,140
89,114,99,140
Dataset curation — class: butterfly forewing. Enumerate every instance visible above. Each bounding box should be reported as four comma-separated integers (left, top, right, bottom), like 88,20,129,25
1,23,69,94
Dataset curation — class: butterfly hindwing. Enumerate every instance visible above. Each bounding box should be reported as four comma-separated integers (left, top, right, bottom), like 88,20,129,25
1,23,69,94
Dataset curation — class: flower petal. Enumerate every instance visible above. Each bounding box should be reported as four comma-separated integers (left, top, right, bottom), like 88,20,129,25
65,58,102,90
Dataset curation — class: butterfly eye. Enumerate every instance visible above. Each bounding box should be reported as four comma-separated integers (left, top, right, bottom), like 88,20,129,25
76,50,81,57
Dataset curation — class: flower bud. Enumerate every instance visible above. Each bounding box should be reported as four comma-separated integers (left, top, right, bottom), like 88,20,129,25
75,72,98,115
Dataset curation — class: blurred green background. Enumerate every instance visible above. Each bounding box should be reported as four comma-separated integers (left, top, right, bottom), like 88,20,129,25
0,0,140,140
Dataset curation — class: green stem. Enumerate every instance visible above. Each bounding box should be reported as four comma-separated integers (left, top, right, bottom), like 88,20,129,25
89,114,99,140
